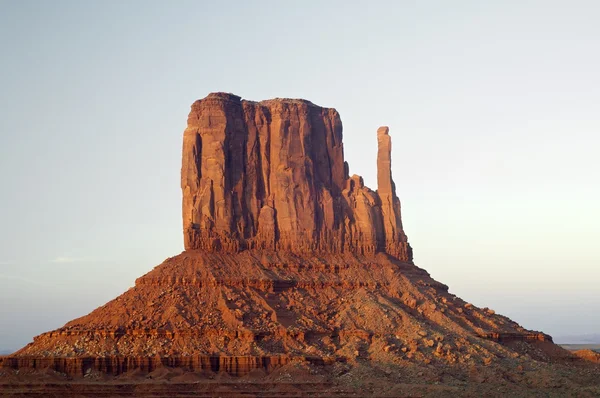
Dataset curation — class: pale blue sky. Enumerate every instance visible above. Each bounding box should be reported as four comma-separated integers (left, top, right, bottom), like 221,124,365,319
1,1,599,350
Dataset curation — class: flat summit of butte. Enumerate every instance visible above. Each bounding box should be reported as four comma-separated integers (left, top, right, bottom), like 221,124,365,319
2,93,579,379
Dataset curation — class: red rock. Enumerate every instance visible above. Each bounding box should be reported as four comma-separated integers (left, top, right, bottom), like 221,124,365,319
573,349,600,363
0,93,571,380
376,126,411,259
181,93,412,261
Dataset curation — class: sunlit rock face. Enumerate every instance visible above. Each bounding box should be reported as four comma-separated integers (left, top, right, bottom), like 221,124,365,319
181,93,412,262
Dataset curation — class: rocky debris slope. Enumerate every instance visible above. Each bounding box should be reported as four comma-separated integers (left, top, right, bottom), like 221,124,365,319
3,250,558,376
1,94,589,382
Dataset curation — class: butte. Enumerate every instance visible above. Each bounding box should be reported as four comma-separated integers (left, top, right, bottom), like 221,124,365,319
2,93,570,378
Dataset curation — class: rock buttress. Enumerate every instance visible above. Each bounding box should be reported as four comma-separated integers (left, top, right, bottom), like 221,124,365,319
182,92,412,262
377,126,412,260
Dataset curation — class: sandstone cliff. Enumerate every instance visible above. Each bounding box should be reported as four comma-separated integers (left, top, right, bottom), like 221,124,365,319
181,93,412,261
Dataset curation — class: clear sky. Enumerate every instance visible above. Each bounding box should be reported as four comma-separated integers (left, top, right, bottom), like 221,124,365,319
1,1,598,350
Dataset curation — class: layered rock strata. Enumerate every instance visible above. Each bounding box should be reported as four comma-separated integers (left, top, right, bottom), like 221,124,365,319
1,93,569,379
2,251,553,376
182,93,412,261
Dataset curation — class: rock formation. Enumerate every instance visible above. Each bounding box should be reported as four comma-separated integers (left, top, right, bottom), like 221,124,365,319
181,93,412,261
2,93,583,387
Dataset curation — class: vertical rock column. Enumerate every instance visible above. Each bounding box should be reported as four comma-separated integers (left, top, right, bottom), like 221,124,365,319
377,126,411,261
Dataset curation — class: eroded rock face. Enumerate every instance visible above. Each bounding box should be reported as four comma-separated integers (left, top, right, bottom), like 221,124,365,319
182,93,412,262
